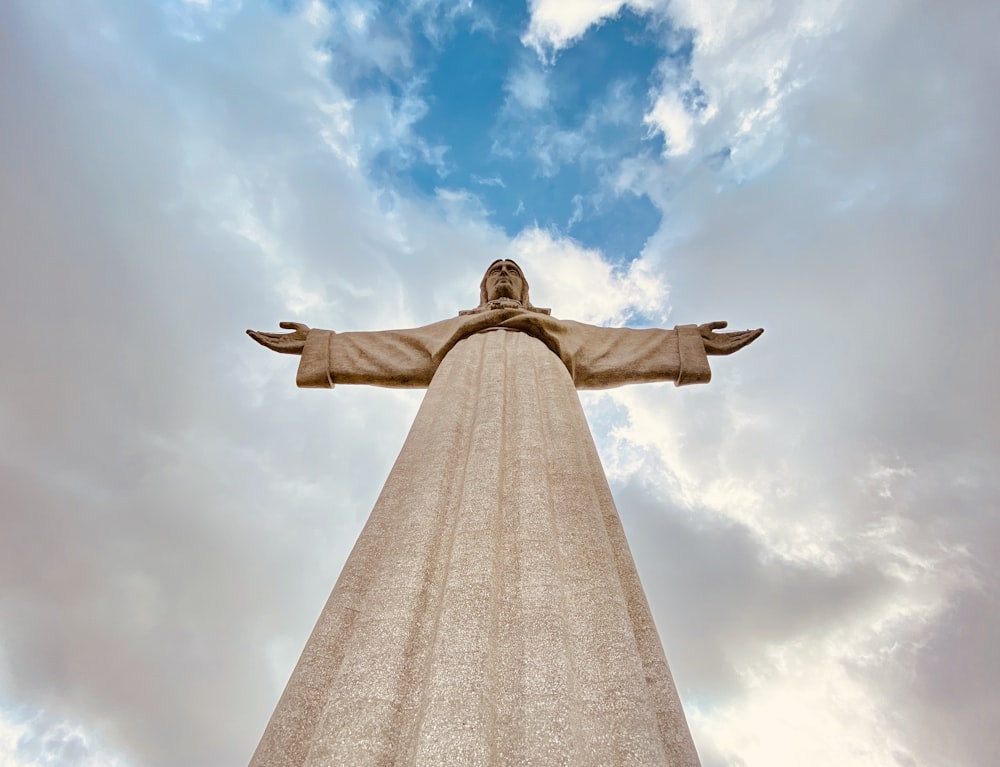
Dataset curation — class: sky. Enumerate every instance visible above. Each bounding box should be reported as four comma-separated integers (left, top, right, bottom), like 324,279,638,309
1,0,997,765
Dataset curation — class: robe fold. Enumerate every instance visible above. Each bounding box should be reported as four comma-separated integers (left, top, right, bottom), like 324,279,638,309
250,309,706,767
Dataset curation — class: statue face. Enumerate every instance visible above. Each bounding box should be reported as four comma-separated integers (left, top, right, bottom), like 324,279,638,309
484,261,525,302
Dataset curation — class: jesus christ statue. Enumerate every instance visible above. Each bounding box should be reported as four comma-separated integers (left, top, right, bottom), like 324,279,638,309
247,260,762,767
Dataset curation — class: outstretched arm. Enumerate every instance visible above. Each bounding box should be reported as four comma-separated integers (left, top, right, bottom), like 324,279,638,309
246,317,465,389
698,321,764,355
562,319,763,389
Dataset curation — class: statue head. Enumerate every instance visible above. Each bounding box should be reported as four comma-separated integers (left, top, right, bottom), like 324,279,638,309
483,260,527,303
459,259,551,316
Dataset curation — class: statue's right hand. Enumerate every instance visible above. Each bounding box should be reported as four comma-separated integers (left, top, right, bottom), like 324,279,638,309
246,321,310,355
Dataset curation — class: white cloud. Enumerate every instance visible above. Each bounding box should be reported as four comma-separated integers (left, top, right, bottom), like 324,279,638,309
858,458,914,501
471,174,506,187
314,95,360,167
691,625,919,767
511,227,670,325
0,707,133,767
644,91,697,156
162,0,244,39
525,0,849,177
667,0,775,54
523,0,655,57
504,64,550,110
685,541,971,767
302,0,330,28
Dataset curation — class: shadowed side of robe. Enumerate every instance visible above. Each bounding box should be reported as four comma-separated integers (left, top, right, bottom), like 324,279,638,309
249,311,707,767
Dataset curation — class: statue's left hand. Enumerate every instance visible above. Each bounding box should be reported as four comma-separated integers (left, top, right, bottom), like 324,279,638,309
246,321,310,355
698,321,763,355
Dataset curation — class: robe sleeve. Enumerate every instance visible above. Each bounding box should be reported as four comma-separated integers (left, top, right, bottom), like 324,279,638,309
295,324,451,389
562,322,712,389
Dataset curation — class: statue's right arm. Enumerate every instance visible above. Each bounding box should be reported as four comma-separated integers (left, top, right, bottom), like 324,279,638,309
248,317,468,389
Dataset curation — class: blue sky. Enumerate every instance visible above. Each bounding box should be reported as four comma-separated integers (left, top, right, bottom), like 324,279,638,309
1,1,999,766
329,1,672,262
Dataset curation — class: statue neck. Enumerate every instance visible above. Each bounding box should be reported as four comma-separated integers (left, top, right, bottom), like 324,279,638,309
485,298,523,310
458,298,552,317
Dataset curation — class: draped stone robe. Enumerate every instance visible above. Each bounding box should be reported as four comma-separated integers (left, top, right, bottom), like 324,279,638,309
250,308,709,767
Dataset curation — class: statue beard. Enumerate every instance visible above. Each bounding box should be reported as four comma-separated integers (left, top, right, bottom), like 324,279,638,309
486,280,520,302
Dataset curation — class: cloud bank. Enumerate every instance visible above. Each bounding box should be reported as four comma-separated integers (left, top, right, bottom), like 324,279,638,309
1,1,997,766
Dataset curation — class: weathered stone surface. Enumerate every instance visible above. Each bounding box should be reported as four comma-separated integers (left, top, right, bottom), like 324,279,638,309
246,260,762,767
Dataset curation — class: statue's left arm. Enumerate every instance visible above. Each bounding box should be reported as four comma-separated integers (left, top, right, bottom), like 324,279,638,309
561,320,763,389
